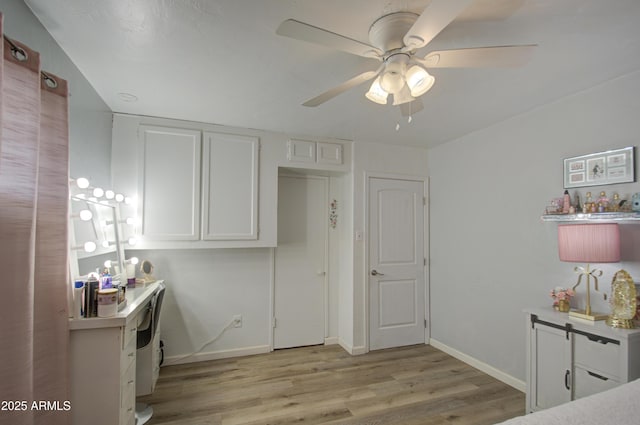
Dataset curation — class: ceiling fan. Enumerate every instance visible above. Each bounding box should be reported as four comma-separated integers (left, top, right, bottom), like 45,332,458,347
276,0,536,115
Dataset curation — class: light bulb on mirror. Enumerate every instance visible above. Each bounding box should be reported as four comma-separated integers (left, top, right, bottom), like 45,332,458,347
124,217,137,226
115,193,125,203
105,190,115,200
83,241,97,253
76,177,90,189
124,196,133,205
127,237,137,246
101,240,115,249
79,209,92,221
92,187,104,198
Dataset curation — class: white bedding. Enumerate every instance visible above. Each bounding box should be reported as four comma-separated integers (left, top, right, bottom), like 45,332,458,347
496,379,640,425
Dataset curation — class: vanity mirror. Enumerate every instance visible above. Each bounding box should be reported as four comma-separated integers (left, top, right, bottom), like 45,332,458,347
68,177,137,283
69,195,125,280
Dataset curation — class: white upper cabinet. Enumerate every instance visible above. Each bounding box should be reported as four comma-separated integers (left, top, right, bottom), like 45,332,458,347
286,139,345,168
138,125,201,241
287,139,316,163
317,142,342,165
202,132,259,240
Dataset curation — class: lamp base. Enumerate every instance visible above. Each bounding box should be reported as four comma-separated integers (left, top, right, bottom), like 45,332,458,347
569,310,608,321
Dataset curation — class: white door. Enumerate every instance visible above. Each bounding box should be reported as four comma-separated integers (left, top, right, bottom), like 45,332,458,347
274,175,327,349
369,177,426,350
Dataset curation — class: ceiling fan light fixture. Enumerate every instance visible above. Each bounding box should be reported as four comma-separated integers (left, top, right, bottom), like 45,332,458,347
406,65,435,97
365,76,389,105
380,70,404,94
392,85,415,106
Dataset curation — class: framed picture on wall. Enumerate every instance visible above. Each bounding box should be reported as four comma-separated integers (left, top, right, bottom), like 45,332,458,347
564,146,635,188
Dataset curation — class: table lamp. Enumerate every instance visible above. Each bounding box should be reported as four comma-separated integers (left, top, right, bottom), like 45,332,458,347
558,223,620,320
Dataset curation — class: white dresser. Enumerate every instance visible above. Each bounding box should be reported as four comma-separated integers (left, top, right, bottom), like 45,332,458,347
525,307,640,414
69,281,163,425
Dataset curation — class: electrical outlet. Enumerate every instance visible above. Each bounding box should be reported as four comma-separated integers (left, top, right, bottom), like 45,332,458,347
233,314,242,328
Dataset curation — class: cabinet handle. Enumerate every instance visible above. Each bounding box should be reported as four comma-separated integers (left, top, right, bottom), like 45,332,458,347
130,327,137,333
128,380,134,385
564,370,571,390
128,352,135,357
587,371,609,381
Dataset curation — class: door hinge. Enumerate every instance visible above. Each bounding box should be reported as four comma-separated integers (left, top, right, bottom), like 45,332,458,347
272,317,277,328
424,319,427,328
423,196,427,205
423,258,427,266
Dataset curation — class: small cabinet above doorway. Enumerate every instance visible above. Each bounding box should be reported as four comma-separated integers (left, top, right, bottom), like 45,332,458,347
287,139,342,165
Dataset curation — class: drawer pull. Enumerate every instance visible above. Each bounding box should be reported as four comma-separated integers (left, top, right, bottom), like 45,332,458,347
564,370,571,390
128,407,133,412
587,371,609,381
587,335,609,344
128,379,134,384
128,352,135,357
130,327,137,333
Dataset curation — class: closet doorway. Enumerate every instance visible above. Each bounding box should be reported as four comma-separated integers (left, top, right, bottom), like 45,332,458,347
274,174,328,349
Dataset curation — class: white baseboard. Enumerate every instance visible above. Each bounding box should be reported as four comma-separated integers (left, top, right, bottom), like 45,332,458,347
338,338,368,355
429,338,525,392
324,337,339,345
351,345,367,355
163,345,271,366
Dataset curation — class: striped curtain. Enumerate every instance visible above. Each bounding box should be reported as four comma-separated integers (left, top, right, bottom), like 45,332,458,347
0,13,70,425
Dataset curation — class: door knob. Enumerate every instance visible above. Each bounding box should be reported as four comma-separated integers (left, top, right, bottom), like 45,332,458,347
371,269,384,276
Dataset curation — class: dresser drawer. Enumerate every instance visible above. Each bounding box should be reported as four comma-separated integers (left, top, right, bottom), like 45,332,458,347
574,366,619,399
122,319,138,350
573,331,620,378
120,360,136,424
121,335,136,373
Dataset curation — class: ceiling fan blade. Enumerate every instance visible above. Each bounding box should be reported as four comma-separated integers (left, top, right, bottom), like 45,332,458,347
403,0,474,50
400,98,424,117
302,69,380,107
420,45,537,68
277,19,383,59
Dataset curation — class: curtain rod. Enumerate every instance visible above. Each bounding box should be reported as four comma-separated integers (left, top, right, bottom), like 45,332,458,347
3,33,59,88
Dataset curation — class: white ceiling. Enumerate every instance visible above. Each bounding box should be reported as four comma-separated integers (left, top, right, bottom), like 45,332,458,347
24,0,640,148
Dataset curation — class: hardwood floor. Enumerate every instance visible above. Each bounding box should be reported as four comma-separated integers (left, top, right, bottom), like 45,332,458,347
140,344,525,425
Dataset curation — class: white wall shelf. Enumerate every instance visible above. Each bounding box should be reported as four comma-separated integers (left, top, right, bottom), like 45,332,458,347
541,212,640,222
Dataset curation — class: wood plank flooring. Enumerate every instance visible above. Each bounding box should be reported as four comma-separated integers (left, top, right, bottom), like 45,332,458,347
140,344,525,425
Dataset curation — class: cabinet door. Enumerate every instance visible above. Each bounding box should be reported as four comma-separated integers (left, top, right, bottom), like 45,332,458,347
529,321,572,411
202,132,259,240
317,142,342,165
138,126,201,241
287,139,315,162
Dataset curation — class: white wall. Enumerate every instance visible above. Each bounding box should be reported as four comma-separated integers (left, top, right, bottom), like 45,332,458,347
1,0,113,187
428,70,640,384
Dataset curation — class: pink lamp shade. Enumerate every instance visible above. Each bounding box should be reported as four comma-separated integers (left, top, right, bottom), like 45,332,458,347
558,223,620,263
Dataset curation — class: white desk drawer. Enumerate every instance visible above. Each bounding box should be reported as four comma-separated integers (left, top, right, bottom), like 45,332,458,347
573,331,620,378
574,366,619,399
122,320,138,350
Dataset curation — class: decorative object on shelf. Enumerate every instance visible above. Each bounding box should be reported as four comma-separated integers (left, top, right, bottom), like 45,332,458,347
606,270,637,329
563,190,571,213
633,193,640,212
329,199,338,229
550,287,574,312
563,146,635,189
558,223,621,320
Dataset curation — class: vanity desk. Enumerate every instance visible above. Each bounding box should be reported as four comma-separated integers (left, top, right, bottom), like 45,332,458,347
69,280,163,425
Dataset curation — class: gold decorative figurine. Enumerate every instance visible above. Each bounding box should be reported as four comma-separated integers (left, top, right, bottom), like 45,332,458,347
606,270,637,329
